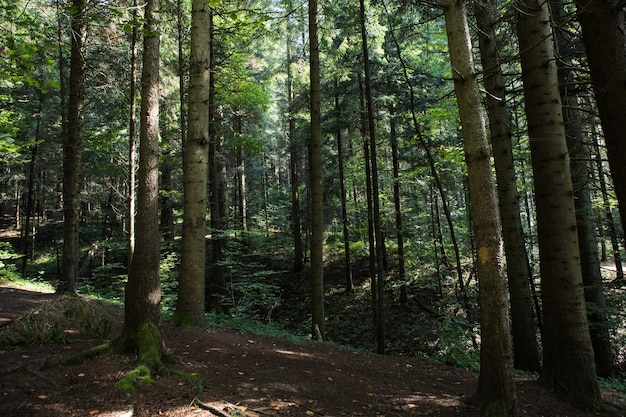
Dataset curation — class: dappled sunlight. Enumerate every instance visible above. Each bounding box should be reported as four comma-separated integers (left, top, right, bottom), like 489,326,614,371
272,348,317,358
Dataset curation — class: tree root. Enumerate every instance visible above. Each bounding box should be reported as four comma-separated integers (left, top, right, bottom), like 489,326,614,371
1,357,59,386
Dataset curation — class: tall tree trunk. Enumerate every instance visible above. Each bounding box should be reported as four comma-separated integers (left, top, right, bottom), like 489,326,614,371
208,9,228,312
288,37,304,272
359,0,385,355
551,0,614,378
309,0,325,340
473,0,540,372
116,0,164,367
574,0,626,236
443,1,517,414
389,104,406,303
336,88,353,293
174,0,211,328
21,94,42,276
515,0,603,410
360,77,377,344
59,0,86,294
127,0,139,267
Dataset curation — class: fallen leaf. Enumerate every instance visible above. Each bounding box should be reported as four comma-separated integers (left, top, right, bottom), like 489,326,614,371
89,410,99,415
38,395,48,400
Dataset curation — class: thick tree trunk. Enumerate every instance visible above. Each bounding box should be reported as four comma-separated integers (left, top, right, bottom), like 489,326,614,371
443,1,517,415
117,0,163,366
551,0,614,378
59,0,86,294
515,0,603,410
473,0,540,373
175,0,211,328
309,0,325,341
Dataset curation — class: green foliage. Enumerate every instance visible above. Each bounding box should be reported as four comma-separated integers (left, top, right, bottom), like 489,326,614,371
206,312,303,343
0,242,21,280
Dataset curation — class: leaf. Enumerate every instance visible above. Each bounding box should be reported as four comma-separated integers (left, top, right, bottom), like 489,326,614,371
89,410,99,415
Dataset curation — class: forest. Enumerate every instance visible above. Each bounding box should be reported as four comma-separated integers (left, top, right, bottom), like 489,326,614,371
1,0,626,416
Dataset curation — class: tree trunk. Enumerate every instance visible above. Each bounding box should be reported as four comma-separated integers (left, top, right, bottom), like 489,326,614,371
127,0,138,267
443,1,517,414
59,0,86,294
515,0,603,410
359,0,385,355
591,133,623,281
309,0,325,341
574,0,626,236
336,96,353,293
288,37,304,272
174,0,211,328
473,0,540,373
551,0,614,378
116,0,164,368
389,105,406,303
208,9,228,312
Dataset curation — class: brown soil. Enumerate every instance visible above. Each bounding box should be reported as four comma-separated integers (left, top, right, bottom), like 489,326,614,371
0,284,622,417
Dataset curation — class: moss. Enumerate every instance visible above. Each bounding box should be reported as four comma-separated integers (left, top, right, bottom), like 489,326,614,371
115,364,152,393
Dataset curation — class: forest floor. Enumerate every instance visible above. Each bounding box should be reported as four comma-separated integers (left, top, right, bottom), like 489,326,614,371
0,284,624,417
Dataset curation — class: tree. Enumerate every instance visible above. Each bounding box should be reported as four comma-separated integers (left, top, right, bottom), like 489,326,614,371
127,0,139,267
473,0,540,372
359,0,386,354
550,0,614,378
442,0,517,414
574,0,626,235
59,0,86,294
309,0,325,340
174,0,212,328
515,0,603,410
114,0,164,373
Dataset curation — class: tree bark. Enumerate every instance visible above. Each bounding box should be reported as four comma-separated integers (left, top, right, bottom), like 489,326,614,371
175,0,211,328
309,0,325,340
551,0,614,378
515,0,603,410
473,0,540,373
117,0,164,366
443,1,517,414
59,0,86,294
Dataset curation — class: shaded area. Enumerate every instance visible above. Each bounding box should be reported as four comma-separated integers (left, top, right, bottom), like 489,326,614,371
0,285,623,416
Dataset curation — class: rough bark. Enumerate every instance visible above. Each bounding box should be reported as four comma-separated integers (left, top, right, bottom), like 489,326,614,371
59,0,86,294
515,0,603,410
551,0,614,378
117,0,163,361
443,1,517,415
175,0,211,328
473,0,540,372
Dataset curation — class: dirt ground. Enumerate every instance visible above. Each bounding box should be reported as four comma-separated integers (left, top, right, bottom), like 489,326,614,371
0,284,623,417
